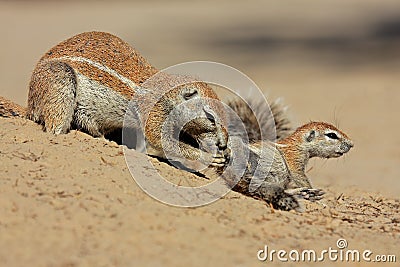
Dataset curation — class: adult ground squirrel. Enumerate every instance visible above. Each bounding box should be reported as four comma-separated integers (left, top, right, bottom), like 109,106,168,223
224,100,353,210
25,31,228,163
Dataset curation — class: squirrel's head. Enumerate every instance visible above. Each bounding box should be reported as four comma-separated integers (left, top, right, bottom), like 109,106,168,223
144,75,228,159
171,82,228,152
285,122,354,159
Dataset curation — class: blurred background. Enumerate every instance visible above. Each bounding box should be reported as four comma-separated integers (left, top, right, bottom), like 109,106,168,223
1,0,399,196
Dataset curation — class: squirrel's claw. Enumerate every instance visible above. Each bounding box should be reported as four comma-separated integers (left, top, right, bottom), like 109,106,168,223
285,187,325,202
210,154,226,167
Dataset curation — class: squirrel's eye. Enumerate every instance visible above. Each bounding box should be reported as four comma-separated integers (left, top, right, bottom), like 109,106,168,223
325,132,339,140
183,90,198,100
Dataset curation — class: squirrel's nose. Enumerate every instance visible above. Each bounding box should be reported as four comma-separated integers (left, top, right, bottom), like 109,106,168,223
346,140,354,149
217,137,227,151
203,105,228,151
340,140,354,152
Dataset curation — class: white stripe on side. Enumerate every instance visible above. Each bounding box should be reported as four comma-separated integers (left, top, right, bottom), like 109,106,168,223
47,56,149,95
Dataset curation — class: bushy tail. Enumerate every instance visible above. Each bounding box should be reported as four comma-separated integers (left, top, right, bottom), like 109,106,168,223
226,97,292,142
0,96,26,118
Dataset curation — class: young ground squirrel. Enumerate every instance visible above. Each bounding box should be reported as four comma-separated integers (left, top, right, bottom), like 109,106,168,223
224,100,353,210
25,31,228,164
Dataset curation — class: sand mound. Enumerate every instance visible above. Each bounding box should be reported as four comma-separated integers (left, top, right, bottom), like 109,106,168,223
0,116,398,266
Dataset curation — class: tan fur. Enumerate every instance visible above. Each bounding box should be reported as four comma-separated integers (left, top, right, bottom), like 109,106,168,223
225,99,352,189
277,122,353,187
219,121,353,211
41,31,157,98
26,31,228,163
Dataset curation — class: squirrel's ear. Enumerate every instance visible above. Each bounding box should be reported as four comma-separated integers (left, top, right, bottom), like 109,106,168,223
306,130,315,142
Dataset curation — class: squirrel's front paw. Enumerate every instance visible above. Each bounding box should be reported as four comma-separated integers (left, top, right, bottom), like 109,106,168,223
209,147,231,168
285,187,325,201
210,153,226,167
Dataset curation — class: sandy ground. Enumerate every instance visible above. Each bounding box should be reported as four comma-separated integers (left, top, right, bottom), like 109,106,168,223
1,117,399,267
0,0,399,266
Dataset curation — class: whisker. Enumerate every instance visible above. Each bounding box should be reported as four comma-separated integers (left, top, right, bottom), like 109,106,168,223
333,106,341,129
